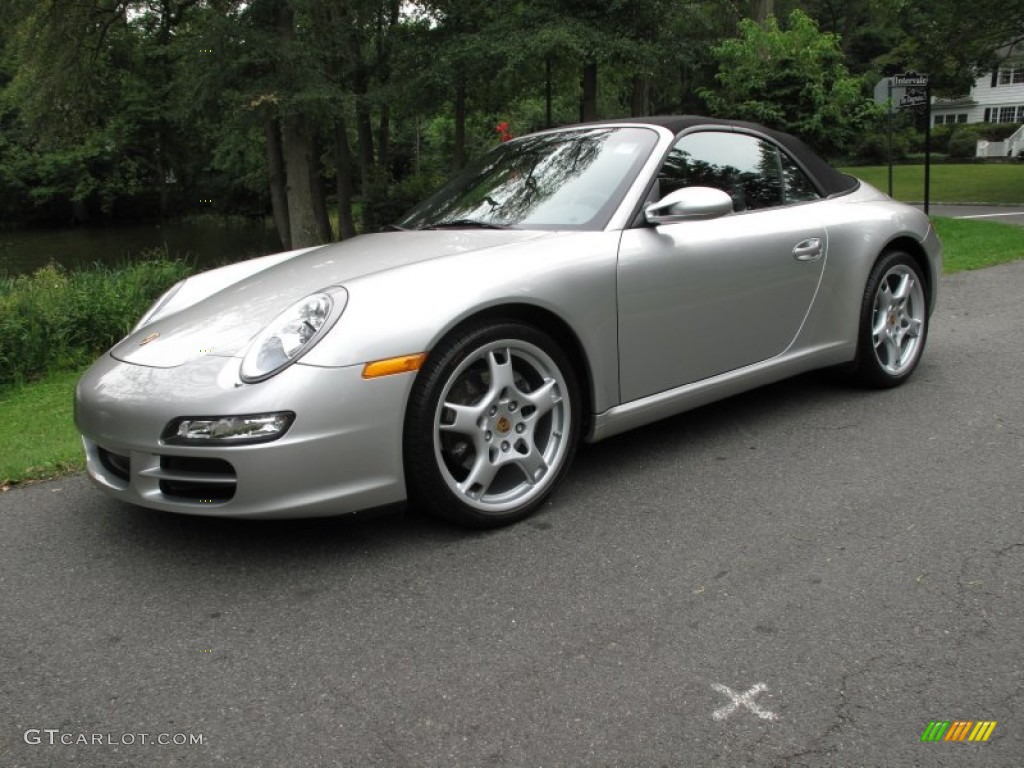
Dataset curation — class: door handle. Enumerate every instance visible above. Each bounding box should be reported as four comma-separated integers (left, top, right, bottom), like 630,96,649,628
793,238,822,262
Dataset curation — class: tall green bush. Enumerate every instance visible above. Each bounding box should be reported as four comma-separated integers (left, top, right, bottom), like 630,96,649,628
700,10,880,156
938,123,1023,159
948,131,979,159
0,257,192,391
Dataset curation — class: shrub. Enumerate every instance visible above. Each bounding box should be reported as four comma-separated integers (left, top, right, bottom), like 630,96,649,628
948,132,980,158
972,122,1024,141
905,152,950,163
937,122,1023,159
851,126,917,164
0,256,192,391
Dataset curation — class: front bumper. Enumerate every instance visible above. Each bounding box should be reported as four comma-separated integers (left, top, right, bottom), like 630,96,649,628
75,354,411,518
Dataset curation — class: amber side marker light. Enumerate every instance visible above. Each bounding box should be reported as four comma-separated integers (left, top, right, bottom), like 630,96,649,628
362,353,428,379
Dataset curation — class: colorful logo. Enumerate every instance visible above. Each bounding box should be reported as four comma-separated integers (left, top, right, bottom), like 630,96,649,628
921,720,997,742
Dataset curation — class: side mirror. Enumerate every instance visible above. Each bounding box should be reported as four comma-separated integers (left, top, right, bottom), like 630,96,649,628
644,186,733,225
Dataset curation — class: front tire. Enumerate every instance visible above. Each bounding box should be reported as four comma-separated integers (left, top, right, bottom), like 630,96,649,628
404,321,580,528
851,251,929,388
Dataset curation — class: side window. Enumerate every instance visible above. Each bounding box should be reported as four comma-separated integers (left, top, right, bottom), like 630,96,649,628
779,151,821,204
658,132,819,211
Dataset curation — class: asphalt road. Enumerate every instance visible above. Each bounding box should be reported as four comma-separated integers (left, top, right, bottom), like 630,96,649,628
2,262,1023,768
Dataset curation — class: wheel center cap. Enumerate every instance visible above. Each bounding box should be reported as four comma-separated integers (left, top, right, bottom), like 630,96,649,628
495,416,512,434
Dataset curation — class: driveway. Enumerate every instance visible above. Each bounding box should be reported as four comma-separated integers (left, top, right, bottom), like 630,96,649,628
921,203,1024,226
1,262,1022,767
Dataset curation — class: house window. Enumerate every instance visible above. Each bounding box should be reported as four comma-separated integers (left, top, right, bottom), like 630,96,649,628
999,106,1018,122
934,114,963,125
998,64,1024,84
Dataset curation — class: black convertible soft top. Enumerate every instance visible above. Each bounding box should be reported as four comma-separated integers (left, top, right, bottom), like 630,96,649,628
593,115,859,198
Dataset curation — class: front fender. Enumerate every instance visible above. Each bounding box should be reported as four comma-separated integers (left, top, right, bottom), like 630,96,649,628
301,231,623,413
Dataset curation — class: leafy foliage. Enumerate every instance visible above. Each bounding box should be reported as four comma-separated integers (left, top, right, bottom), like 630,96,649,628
0,1,1019,233
0,258,192,391
887,0,1024,95
701,10,880,155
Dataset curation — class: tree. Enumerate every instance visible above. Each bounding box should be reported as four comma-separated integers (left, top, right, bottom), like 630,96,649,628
886,0,1024,95
752,0,774,22
0,0,257,225
14,0,1006,236
799,0,903,74
700,9,878,155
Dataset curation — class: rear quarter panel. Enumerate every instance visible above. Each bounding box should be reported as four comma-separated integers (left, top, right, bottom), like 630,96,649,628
792,184,939,355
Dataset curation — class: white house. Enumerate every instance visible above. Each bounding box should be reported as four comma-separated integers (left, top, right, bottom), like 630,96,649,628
930,43,1024,156
931,43,1024,125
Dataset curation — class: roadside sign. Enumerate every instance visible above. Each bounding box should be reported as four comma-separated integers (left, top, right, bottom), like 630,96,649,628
893,72,929,88
900,87,928,108
875,73,931,113
874,77,899,115
874,72,933,214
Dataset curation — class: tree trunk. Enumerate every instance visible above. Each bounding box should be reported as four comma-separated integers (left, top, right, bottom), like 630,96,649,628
753,0,774,22
281,114,325,249
71,198,90,225
630,75,649,117
545,56,553,128
263,115,291,250
374,0,399,173
452,77,467,172
355,90,376,190
581,61,598,122
680,65,687,114
378,105,391,175
351,63,377,232
333,119,357,240
309,0,357,239
310,133,332,242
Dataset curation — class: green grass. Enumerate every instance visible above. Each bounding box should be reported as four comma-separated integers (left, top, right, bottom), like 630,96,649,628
0,368,85,488
933,216,1024,272
2,217,1024,489
839,163,1024,204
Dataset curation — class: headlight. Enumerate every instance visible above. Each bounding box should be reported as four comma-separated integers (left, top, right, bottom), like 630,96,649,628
133,280,186,332
163,412,295,445
240,288,346,382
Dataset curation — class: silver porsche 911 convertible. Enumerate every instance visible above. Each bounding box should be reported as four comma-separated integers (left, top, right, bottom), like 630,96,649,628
75,116,941,528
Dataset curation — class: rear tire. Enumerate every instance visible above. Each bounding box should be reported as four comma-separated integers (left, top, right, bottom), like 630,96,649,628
850,251,929,388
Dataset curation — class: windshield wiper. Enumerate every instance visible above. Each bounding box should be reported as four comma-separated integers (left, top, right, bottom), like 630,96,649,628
422,218,516,230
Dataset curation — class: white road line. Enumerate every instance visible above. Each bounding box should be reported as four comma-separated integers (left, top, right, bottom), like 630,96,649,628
711,682,779,721
954,212,1024,219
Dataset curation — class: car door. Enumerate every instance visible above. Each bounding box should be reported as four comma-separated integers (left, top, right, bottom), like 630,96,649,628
617,129,827,402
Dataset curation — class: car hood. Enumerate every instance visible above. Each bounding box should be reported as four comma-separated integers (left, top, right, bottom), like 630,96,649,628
111,229,550,368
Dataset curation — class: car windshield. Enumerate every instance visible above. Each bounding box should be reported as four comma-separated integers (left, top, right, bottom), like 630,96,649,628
397,126,659,231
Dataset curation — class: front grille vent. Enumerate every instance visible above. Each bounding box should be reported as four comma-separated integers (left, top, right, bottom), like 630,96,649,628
98,447,131,483
156,456,237,503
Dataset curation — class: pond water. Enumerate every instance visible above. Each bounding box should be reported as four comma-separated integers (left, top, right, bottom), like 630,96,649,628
0,218,283,277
